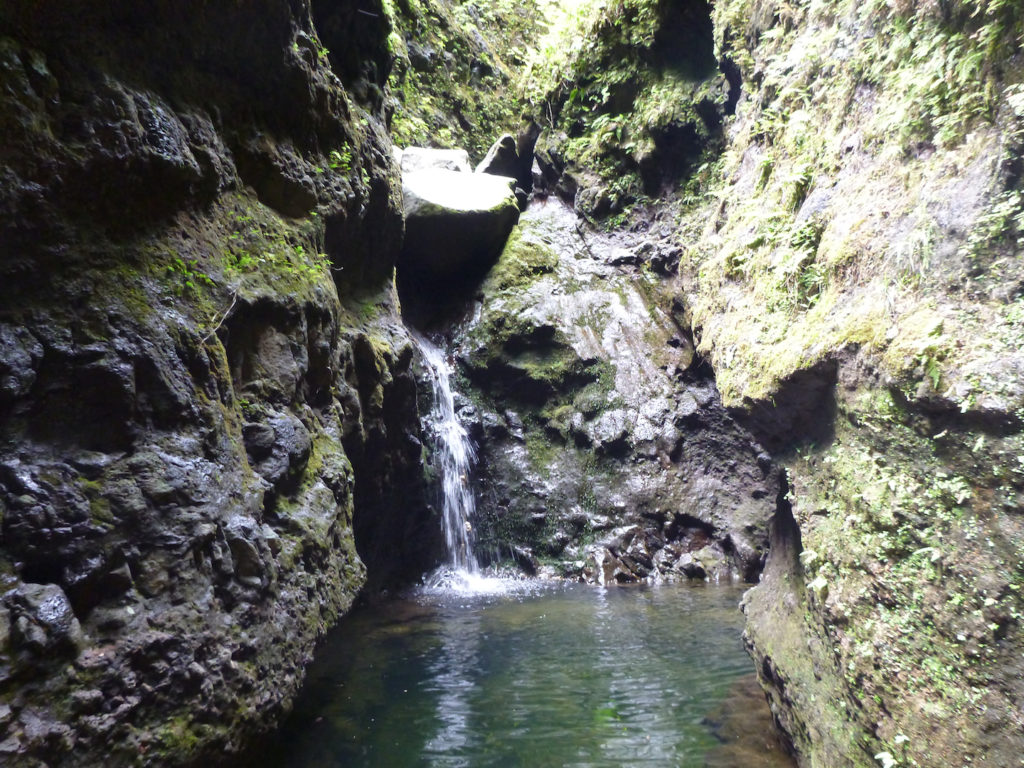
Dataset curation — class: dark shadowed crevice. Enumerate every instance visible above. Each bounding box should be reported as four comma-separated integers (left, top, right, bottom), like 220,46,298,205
720,55,742,115
310,0,393,107
767,469,803,579
888,382,1024,437
654,0,717,80
729,358,839,456
323,198,405,294
396,251,505,332
636,0,728,194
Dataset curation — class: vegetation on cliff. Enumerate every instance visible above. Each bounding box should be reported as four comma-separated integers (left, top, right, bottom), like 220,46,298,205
524,0,733,220
516,0,1024,765
382,0,543,159
1,0,1023,766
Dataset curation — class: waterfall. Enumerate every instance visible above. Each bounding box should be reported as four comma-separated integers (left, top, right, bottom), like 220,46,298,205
412,331,479,574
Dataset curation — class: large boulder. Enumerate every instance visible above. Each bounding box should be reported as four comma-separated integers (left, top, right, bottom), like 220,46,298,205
400,168,520,281
475,133,519,178
398,146,471,174
476,126,541,202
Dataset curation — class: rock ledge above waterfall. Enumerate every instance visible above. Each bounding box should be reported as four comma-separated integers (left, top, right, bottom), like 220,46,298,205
400,167,520,282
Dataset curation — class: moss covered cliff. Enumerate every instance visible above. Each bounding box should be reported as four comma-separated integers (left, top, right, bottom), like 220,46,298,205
0,1,438,764
524,0,1024,765
1,0,1023,766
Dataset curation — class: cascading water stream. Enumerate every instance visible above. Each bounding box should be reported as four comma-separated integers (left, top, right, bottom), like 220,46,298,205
412,331,479,576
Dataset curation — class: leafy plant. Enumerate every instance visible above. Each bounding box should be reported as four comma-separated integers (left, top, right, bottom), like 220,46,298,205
329,145,352,173
166,255,214,295
959,189,1024,264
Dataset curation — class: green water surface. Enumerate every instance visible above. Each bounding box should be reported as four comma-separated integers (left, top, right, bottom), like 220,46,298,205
265,581,793,767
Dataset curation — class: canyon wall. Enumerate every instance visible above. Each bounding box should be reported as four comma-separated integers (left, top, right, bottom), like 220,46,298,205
528,0,1024,765
1,0,1022,765
0,1,437,764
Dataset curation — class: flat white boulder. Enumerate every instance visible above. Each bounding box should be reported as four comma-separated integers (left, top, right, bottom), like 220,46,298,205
398,147,471,174
401,167,520,279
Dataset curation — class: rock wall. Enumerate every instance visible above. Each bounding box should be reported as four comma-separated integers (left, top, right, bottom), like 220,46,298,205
0,1,434,764
696,3,1024,766
439,201,778,585
521,0,1024,765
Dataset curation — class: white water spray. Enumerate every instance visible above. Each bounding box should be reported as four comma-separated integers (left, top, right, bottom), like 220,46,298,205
412,332,479,575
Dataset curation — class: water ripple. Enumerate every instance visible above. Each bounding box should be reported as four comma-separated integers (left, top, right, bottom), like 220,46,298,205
264,583,795,768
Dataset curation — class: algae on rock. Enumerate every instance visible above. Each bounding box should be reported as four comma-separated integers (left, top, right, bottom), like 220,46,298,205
0,1,436,765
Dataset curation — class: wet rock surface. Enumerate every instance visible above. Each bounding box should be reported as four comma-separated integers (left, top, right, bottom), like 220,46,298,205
0,1,435,765
0,294,431,767
443,200,778,583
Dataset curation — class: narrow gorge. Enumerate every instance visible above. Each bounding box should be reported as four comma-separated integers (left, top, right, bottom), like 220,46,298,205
1,1,1022,766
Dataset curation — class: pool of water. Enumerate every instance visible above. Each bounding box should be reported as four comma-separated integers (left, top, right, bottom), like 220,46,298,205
263,581,795,768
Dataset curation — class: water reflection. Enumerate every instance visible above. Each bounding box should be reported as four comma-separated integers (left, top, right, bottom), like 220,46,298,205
263,583,794,768
423,607,482,765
